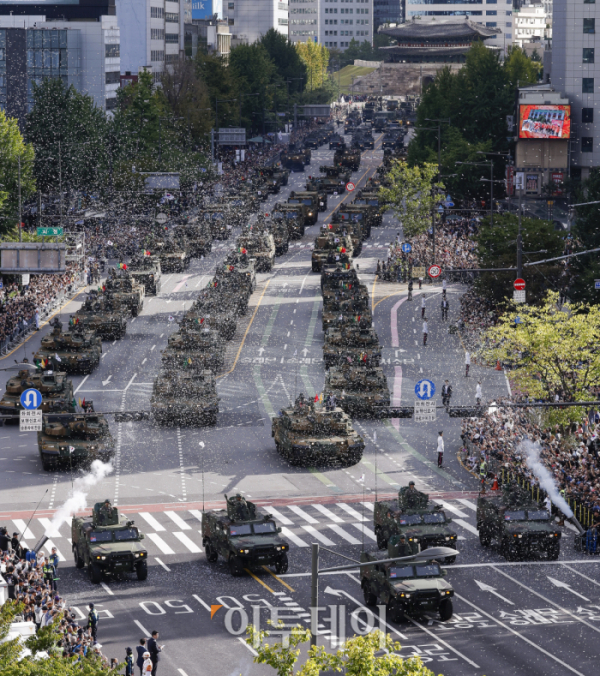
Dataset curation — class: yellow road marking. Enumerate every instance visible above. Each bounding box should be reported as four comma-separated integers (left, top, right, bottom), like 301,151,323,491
217,280,271,379
373,289,407,312
245,568,276,594
262,566,295,592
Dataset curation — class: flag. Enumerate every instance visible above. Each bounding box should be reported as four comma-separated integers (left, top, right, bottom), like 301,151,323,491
119,263,127,270
144,250,151,256
314,394,319,403
168,316,174,322
71,398,76,409
187,357,192,365
69,446,75,454
55,354,62,362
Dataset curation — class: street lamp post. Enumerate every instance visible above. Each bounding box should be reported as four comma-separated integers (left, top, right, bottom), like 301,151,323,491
424,118,451,172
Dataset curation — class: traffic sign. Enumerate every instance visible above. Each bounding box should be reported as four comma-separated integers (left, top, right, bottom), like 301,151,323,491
20,410,42,432
156,213,168,224
414,400,436,423
444,195,455,208
415,379,435,400
515,316,522,324
428,265,442,279
401,242,412,253
37,227,63,237
437,205,444,213
514,278,526,291
346,182,355,192
20,388,42,410
595,279,600,290
513,290,526,303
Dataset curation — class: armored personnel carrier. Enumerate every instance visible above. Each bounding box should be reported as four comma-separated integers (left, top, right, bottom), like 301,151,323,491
334,144,361,172
237,230,276,272
306,166,352,195
215,252,257,296
311,232,353,273
329,134,345,150
72,501,147,584
0,368,75,416
374,485,458,562
259,165,289,189
34,323,101,374
128,254,162,295
161,328,225,372
182,298,237,340
200,278,250,317
280,144,311,171
353,191,384,227
332,204,373,240
286,194,318,226
257,216,289,255
151,368,219,426
324,365,390,417
272,395,365,467
178,222,213,258
291,188,327,213
74,292,128,340
477,483,560,560
271,204,306,239
200,207,233,240
321,262,360,295
219,194,255,227
322,287,371,330
324,218,364,256
156,238,191,272
202,494,290,576
323,324,381,368
105,269,145,317
38,408,114,471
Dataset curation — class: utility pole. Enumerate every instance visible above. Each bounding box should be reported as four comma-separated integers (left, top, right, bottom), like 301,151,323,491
517,183,523,279
58,140,62,230
18,155,21,242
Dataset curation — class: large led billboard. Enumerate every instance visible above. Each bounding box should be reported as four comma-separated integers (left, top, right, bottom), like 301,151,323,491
519,104,571,140
192,0,222,19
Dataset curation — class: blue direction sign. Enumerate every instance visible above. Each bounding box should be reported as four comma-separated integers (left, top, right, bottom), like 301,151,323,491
20,388,42,410
415,379,435,400
401,242,412,253
444,195,455,208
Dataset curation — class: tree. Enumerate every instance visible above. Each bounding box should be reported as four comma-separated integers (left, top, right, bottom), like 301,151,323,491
195,51,239,130
260,29,307,95
378,160,444,238
475,214,565,305
569,169,600,304
296,42,330,91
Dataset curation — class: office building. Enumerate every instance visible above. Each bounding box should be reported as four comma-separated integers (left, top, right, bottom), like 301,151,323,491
289,0,373,49
222,0,288,45
0,0,115,21
374,0,402,28
514,2,547,48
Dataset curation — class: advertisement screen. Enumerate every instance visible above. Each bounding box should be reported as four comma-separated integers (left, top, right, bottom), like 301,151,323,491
192,0,221,19
519,104,571,140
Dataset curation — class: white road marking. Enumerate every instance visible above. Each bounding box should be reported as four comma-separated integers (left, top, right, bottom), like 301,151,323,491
280,527,309,547
327,524,361,544
138,512,166,532
435,500,470,518
264,506,293,525
188,509,204,523
101,582,114,596
43,539,66,561
38,517,63,538
312,504,344,523
351,523,376,540
454,519,479,535
155,557,171,572
73,375,89,395
147,533,175,554
13,519,34,540
337,503,367,521
173,531,202,553
456,498,477,511
134,619,152,637
289,505,319,524
165,511,191,530
360,502,375,512
300,525,335,546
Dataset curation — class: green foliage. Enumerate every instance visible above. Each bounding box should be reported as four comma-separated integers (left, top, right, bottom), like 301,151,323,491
296,42,330,91
379,160,444,238
260,29,307,95
570,169,600,304
475,213,564,305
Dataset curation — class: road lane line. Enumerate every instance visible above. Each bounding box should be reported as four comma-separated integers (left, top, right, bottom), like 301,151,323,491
453,518,479,536
337,503,367,521
155,557,171,572
173,531,202,553
327,524,361,545
245,568,275,593
280,527,309,547
134,620,152,637
238,637,258,656
456,498,477,511
13,518,34,540
435,500,470,518
165,511,191,530
138,512,166,532
289,505,319,524
300,525,335,546
43,539,65,561
101,582,114,596
192,594,211,611
188,509,203,523
312,504,344,523
352,523,376,540
73,375,89,395
147,533,175,554
561,563,600,587
262,566,295,592
264,507,293,525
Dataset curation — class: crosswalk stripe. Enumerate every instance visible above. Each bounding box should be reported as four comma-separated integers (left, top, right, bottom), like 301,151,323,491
43,539,66,561
13,519,35,540
457,499,477,511
435,500,470,519
147,533,175,555
327,524,361,545
38,518,63,538
352,523,377,541
138,512,166,532
264,507,294,525
337,503,368,521
165,511,191,530
173,532,202,553
301,525,335,546
361,502,375,512
281,527,309,547
454,518,479,536
289,506,319,524
312,504,344,523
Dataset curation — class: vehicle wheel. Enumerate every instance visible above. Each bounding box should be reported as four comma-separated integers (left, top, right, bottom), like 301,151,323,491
386,601,405,623
501,540,516,561
41,458,54,472
547,544,560,561
375,527,387,550
275,553,288,574
229,556,244,577
136,561,148,581
478,528,492,547
88,563,102,584
362,582,377,606
206,541,219,563
207,413,217,426
74,546,85,569
439,598,453,622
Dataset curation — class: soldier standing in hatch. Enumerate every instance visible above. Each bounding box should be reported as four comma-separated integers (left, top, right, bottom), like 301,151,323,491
99,499,115,525
393,534,413,558
404,481,419,508
233,494,249,520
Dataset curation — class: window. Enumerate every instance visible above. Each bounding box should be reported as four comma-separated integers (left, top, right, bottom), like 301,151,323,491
105,44,120,58
151,28,165,40
583,107,594,123
486,9,496,14
583,77,594,93
165,33,179,43
583,47,595,63
584,18,595,33
584,0,595,4
582,137,594,152
151,49,164,61
228,18,234,24
486,21,497,26
165,12,179,22
105,97,118,111
105,71,120,84
228,1,234,6
151,6,164,17
165,53,179,63
278,17,288,23
506,21,511,26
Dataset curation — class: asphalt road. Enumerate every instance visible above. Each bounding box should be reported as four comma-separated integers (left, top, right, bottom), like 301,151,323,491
1,133,598,676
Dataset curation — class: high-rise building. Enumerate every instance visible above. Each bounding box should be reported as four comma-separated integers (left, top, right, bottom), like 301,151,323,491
221,0,288,45
289,0,373,50
514,2,547,48
374,0,402,28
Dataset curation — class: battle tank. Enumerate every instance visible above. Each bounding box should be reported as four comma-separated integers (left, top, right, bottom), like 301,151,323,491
289,188,327,213
333,144,361,172
323,324,381,369
286,194,318,226
259,165,290,189
105,269,145,317
306,165,352,195
237,230,276,272
178,222,213,258
181,300,237,340
161,328,226,372
157,238,191,273
0,368,75,416
215,252,257,296
331,204,374,240
73,292,128,339
151,368,219,426
311,232,353,273
256,216,289,255
272,395,365,467
320,220,363,257
322,281,370,325
280,144,311,171
128,254,162,295
324,364,390,417
320,263,360,295
352,191,384,226
200,278,250,317
270,204,306,239
33,322,101,374
374,485,458,562
38,407,114,471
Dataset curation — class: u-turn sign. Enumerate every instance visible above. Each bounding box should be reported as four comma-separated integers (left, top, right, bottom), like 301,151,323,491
20,388,42,410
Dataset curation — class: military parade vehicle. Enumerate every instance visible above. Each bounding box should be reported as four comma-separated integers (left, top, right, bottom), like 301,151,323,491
332,204,373,239
201,207,233,240
181,297,237,340
287,193,318,226
306,166,352,195
352,191,384,227
311,232,353,273
258,215,289,255
156,238,191,272
326,215,364,256
271,203,306,239
272,395,365,467
34,323,101,374
382,131,403,150
258,165,290,191
72,501,147,583
38,408,114,471
373,485,458,562
280,144,311,171
74,292,128,340
105,269,145,317
202,494,290,576
322,284,371,330
161,328,226,373
323,324,381,368
178,222,213,258
360,548,455,622
321,262,360,295
0,368,75,416
334,144,361,172
206,276,251,317
292,187,327,213
151,368,219,426
324,364,390,417
329,134,345,150
128,254,162,295
237,230,276,272
219,194,256,227
352,129,375,150
215,252,257,295
477,483,560,560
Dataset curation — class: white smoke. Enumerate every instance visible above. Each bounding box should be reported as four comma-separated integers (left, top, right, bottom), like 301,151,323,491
48,460,113,533
518,439,573,518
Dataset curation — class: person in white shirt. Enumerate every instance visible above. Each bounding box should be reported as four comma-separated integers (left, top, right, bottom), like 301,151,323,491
437,431,444,467
476,381,482,405
423,319,428,346
465,351,471,377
